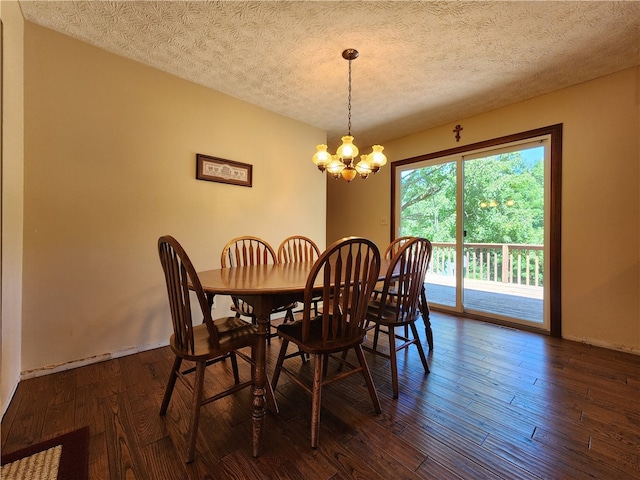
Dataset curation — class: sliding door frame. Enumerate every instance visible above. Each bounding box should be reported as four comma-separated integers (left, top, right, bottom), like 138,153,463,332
391,124,562,337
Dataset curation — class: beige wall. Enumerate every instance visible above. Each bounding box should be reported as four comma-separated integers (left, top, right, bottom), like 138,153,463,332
328,67,640,353
20,23,326,375
1,0,25,416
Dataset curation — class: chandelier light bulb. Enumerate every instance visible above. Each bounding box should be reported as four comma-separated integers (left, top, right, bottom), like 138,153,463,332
336,135,359,161
312,144,331,172
369,145,387,173
355,155,372,179
327,156,345,178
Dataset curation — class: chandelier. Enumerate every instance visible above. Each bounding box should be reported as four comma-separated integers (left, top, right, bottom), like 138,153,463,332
312,49,387,182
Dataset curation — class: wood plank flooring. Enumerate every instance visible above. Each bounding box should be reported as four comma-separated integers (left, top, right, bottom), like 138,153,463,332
2,312,639,479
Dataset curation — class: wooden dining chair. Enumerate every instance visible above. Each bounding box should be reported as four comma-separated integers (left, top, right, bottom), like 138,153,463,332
221,236,296,343
383,235,415,259
158,235,270,463
278,235,321,315
363,237,432,398
371,236,434,351
271,237,382,448
370,236,415,346
277,235,320,264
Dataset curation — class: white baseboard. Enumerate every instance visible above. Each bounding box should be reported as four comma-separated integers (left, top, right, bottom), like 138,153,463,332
562,334,640,356
20,341,170,380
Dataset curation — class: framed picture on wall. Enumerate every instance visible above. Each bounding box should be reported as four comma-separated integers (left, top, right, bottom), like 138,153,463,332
196,153,253,187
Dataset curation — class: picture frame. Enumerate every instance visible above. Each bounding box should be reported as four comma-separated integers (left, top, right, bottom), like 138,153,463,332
196,153,253,187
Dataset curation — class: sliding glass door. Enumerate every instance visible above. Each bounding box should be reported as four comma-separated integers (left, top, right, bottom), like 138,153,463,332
394,135,552,332
398,158,458,308
461,142,546,325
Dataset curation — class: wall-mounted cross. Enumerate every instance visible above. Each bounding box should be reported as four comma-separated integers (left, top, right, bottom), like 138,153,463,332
453,124,463,142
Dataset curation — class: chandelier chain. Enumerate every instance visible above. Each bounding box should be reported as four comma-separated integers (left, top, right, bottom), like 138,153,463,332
347,57,352,135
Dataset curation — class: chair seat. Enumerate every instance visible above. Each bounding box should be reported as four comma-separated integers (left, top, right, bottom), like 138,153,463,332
366,299,421,327
232,301,298,317
170,318,257,362
277,317,366,354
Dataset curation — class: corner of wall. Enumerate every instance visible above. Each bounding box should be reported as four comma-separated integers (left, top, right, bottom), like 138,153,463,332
1,0,25,419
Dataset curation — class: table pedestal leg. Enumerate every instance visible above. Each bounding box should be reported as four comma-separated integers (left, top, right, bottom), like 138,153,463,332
250,298,271,457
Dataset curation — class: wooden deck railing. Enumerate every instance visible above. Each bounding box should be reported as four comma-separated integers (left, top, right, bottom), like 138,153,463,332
430,242,544,287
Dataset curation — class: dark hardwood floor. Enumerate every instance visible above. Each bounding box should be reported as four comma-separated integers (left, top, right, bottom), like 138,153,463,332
2,312,639,479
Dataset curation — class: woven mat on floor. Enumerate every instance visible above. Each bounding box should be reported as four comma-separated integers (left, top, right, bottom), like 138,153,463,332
1,426,89,480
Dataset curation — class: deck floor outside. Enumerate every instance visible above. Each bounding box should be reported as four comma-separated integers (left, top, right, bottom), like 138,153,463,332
426,276,544,323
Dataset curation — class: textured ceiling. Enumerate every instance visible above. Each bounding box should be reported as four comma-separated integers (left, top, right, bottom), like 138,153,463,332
19,1,640,150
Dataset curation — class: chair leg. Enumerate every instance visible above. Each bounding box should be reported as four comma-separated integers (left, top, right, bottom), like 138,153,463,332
263,370,279,413
282,310,306,361
284,307,295,323
185,360,206,463
271,338,289,390
337,348,348,372
310,354,324,448
410,322,430,374
160,356,182,415
354,345,381,413
230,352,240,384
388,326,399,399
284,311,308,362
322,354,329,379
372,324,381,349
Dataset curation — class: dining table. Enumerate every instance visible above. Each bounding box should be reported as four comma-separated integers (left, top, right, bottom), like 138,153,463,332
195,257,431,457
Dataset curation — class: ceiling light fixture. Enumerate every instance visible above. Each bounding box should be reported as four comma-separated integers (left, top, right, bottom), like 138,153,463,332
312,49,387,182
